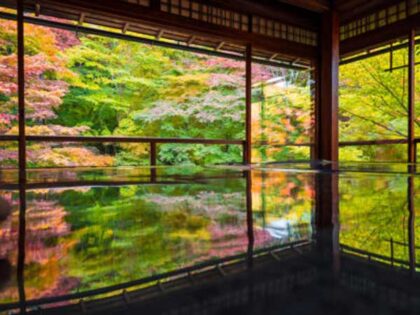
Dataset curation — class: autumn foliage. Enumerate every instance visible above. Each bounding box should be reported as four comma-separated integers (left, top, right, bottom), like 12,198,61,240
0,18,314,167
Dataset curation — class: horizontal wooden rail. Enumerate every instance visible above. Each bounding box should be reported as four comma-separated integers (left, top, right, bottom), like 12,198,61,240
0,135,246,166
1,135,416,147
251,139,412,147
0,135,18,141
23,135,245,145
253,141,312,147
339,138,408,146
1,135,419,167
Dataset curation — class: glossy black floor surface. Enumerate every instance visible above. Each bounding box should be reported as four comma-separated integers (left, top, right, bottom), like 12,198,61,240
0,164,419,314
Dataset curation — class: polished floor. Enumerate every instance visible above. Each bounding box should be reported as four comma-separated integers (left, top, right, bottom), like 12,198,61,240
0,164,419,314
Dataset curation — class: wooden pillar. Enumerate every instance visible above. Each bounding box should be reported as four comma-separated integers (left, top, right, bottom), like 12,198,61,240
310,63,318,160
17,0,26,183
315,11,339,167
150,141,157,182
244,44,252,165
408,29,416,164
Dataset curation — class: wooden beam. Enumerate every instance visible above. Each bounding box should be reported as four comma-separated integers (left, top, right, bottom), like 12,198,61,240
276,0,330,13
245,44,252,165
341,13,420,57
193,0,320,30
150,142,157,166
315,10,339,165
23,135,245,145
37,0,318,60
0,11,309,70
408,28,415,164
337,0,403,24
17,0,26,184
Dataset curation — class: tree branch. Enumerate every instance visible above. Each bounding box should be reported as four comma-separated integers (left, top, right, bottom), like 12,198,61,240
341,107,406,137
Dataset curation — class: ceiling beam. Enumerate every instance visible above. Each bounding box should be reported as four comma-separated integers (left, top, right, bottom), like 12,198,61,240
197,0,320,30
275,0,330,13
336,0,403,23
341,13,420,57
33,0,318,60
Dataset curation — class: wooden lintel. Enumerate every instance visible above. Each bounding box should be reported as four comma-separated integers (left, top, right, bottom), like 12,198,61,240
17,0,26,183
276,0,329,12
408,29,415,164
244,44,252,164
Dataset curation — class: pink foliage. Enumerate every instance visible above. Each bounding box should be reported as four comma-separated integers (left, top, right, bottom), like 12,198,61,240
207,224,273,258
0,54,69,121
252,64,276,82
207,73,244,88
142,90,244,124
0,113,15,129
52,28,80,49
203,57,244,71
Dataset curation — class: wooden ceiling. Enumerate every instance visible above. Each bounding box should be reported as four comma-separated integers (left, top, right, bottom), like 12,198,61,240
274,0,329,13
0,0,418,62
265,0,406,22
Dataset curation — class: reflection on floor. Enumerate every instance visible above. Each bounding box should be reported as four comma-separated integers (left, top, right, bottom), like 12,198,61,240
0,164,419,314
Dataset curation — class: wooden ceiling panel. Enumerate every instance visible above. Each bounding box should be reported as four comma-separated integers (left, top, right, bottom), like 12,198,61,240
274,0,330,13
336,0,404,22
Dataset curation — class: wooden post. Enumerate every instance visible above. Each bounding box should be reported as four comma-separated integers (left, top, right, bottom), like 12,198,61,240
17,0,26,183
150,142,157,182
408,29,416,165
310,62,318,160
245,44,252,165
315,11,339,168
